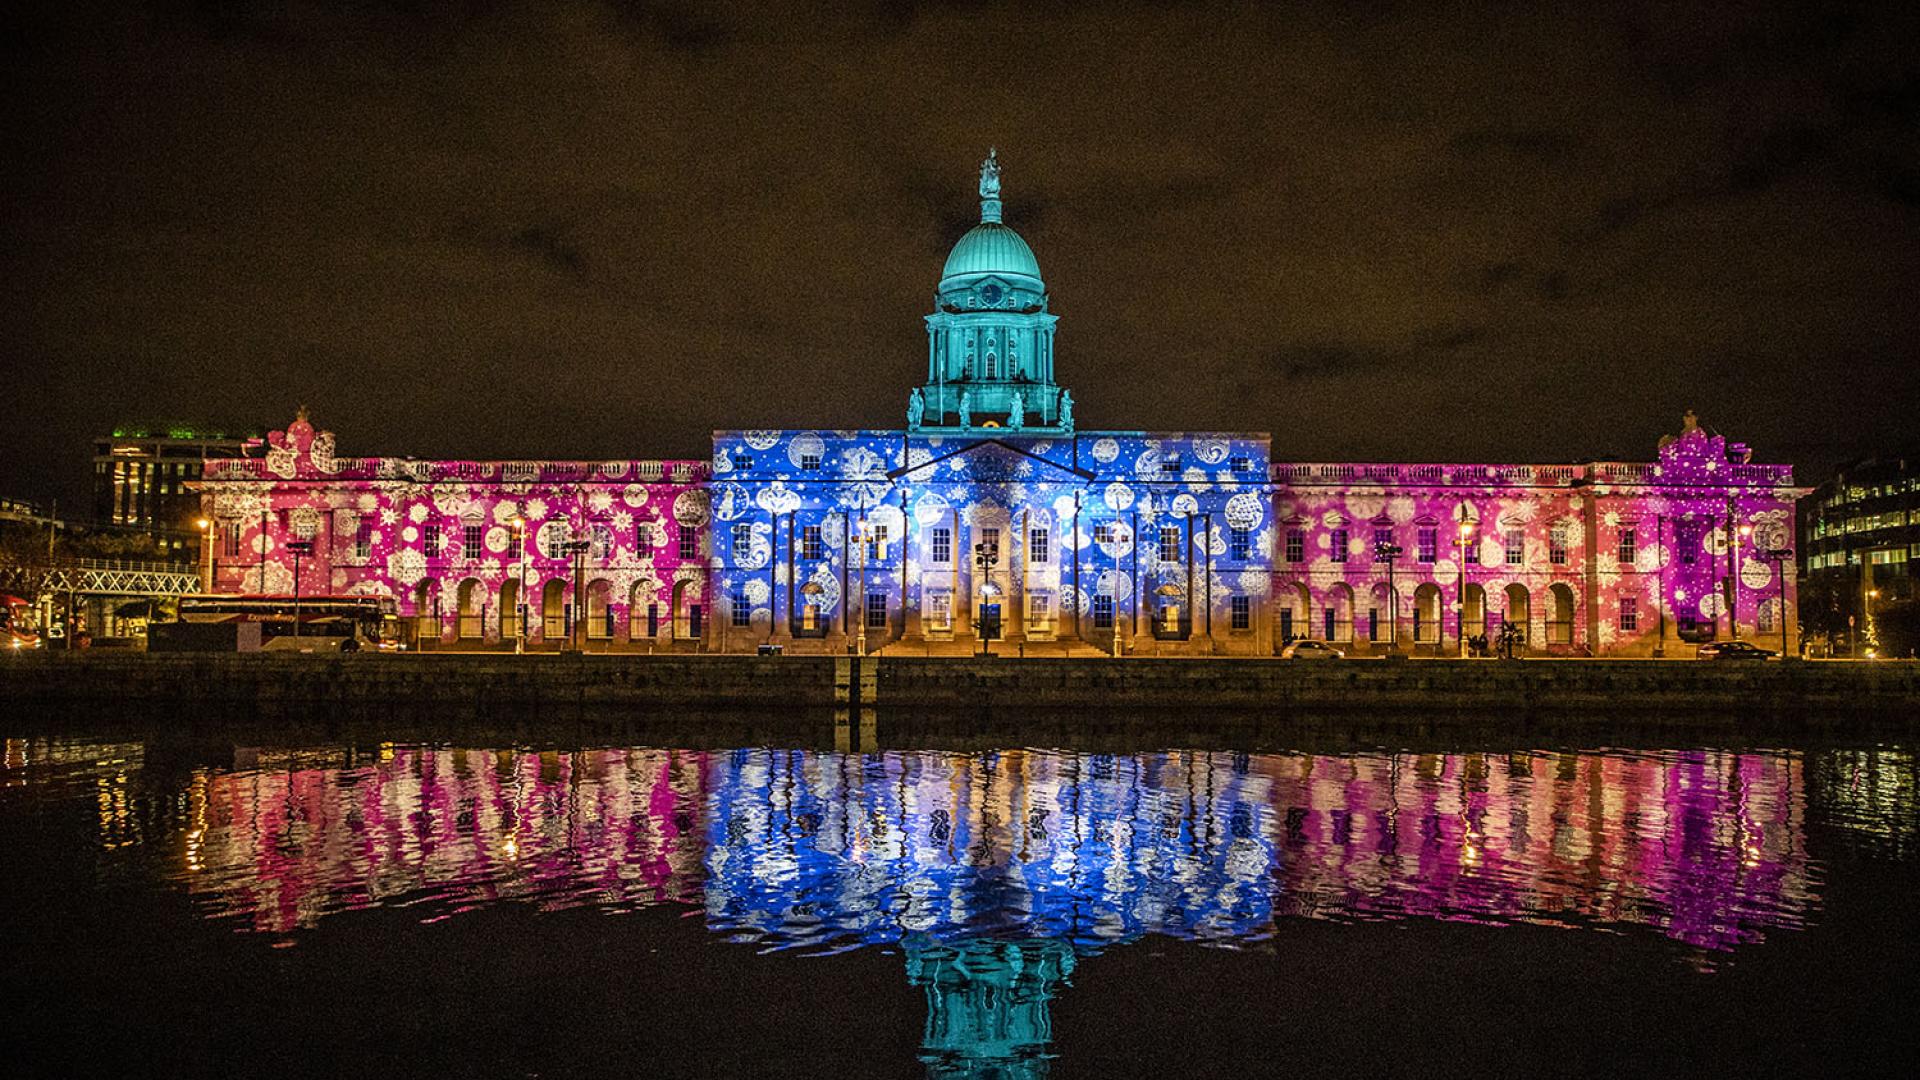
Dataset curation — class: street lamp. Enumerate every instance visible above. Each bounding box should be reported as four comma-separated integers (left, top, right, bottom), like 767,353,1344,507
1732,522,1753,640
511,517,526,654
196,517,213,593
1762,546,1793,658
286,538,314,642
849,522,871,657
1455,518,1476,658
562,537,592,652
1374,540,1404,655
974,540,1000,658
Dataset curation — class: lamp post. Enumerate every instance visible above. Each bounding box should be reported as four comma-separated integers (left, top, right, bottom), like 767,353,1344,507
563,537,591,653
511,517,526,654
287,538,314,642
196,517,213,593
1374,540,1404,655
1455,517,1475,659
1732,521,1752,639
974,540,999,658
1763,546,1793,658
850,522,869,657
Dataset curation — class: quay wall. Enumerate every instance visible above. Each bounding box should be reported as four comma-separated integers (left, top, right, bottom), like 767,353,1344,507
4,656,1919,736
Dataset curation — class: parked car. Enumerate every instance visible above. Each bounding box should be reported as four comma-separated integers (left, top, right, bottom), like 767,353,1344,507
1696,641,1778,661
1281,639,1345,660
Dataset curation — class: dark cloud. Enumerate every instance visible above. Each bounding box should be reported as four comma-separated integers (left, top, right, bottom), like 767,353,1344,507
3,0,1919,509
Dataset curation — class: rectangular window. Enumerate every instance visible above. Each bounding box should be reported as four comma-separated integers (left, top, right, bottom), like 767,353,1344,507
1368,608,1380,641
1230,594,1251,631
1094,522,1115,545
1619,596,1638,632
221,521,244,558
799,452,822,471
1229,527,1250,561
1029,527,1049,564
1505,530,1525,566
1160,458,1181,476
425,524,441,559
802,525,823,561
355,518,373,560
1417,526,1437,564
647,603,660,638
1549,523,1569,565
1324,608,1336,640
1617,527,1637,567
1028,593,1051,630
506,526,522,560
866,524,889,562
463,524,483,561
929,591,952,630
1757,601,1775,633
1465,532,1480,564
731,589,751,627
1230,456,1252,474
931,526,952,565
1679,523,1698,565
1093,594,1114,629
981,527,1000,559
732,522,752,552
1159,525,1181,564
636,521,654,550
1373,526,1393,556
1286,528,1304,564
1331,528,1349,564
543,523,567,559
677,524,697,561
866,591,887,629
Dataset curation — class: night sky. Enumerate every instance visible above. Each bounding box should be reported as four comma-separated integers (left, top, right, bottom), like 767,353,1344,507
5,1,1918,514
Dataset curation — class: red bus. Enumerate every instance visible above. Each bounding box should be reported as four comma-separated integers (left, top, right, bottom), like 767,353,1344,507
159,594,401,652
2,594,42,651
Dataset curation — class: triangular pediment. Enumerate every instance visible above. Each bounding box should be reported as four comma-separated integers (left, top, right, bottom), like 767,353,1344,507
888,438,1093,483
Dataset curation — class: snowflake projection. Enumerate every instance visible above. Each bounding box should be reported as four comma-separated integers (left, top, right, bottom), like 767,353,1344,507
1237,568,1271,597
743,579,771,606
1342,494,1385,521
1193,438,1231,465
380,507,398,526
756,482,802,517
407,503,429,525
1742,558,1776,590
787,432,827,469
523,497,549,522
1103,482,1134,512
1091,438,1120,463
1699,593,1727,619
674,489,711,526
388,549,427,586
587,489,614,514
1386,496,1416,523
355,492,379,512
260,562,294,593
431,487,470,518
743,430,781,451
1224,493,1263,531
402,526,419,544
486,526,509,554
913,490,951,527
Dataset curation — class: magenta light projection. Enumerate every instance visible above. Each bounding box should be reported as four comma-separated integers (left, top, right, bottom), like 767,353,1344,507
198,410,712,647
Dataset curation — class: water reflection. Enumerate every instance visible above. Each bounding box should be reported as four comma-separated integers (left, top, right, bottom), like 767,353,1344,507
6,738,1915,1076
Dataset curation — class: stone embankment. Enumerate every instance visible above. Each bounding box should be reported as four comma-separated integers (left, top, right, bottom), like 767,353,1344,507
5,654,1918,736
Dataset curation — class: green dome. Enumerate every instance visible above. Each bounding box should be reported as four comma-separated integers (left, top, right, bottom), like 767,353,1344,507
940,222,1042,286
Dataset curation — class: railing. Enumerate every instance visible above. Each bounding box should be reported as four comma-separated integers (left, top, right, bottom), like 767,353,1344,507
0,558,200,598
202,458,710,484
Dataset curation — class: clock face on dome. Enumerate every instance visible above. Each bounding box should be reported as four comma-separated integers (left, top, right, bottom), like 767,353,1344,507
980,283,1003,306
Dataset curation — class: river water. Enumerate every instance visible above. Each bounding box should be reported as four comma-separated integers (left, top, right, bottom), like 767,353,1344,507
3,731,1915,1077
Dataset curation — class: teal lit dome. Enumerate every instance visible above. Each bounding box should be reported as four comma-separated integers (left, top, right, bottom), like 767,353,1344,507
940,222,1042,286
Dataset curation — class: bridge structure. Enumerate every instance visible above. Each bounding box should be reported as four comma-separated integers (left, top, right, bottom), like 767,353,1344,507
0,558,201,600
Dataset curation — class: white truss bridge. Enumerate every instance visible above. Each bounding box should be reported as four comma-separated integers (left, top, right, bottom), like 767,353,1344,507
0,558,201,598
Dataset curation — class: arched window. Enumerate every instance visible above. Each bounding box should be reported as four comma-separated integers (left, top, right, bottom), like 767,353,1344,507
456,578,484,639
1547,583,1575,645
1504,584,1531,645
542,579,568,641
1413,584,1442,643
985,352,997,379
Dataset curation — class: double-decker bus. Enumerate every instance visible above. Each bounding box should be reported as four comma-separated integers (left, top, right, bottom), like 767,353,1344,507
2,594,41,651
156,594,401,652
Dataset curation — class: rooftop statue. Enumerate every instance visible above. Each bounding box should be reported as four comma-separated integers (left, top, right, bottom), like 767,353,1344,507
979,148,1001,200
958,389,972,429
1009,391,1025,430
1058,390,1074,429
907,388,925,430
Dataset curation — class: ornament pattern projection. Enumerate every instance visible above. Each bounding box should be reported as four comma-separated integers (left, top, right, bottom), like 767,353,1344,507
709,428,1274,651
199,412,711,647
1272,421,1802,656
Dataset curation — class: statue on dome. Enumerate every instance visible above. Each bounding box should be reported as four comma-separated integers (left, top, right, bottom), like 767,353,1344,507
1008,391,1025,430
958,390,972,429
1058,390,1074,429
979,148,1000,199
907,388,925,429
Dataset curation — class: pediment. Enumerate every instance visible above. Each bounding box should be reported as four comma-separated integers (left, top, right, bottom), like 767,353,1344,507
889,438,1093,483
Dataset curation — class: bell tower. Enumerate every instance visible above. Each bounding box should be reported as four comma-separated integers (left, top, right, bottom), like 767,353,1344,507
908,150,1073,436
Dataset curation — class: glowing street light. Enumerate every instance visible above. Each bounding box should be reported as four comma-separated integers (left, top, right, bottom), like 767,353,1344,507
1456,517,1476,659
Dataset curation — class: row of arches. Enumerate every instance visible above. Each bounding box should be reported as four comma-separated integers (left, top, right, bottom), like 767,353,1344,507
1274,581,1578,647
417,577,703,644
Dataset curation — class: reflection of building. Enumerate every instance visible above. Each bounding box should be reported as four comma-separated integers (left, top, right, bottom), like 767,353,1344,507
1800,455,1919,653
94,424,256,552
908,938,1073,1080
196,153,1802,655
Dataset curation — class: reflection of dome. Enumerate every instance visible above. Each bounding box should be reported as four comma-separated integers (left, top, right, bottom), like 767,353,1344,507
940,222,1041,287
908,938,1075,1080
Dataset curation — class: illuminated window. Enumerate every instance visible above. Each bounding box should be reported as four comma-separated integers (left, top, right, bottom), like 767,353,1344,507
1094,522,1115,545
802,525,823,561
1678,522,1699,565
1286,528,1304,564
1331,527,1349,564
1230,594,1251,630
931,527,952,564
928,591,952,630
1093,594,1114,629
506,527,522,560
425,524,441,559
591,523,613,559
636,522,655,550
221,521,244,558
731,590,751,627
1416,526,1437,564
1505,530,1524,566
1029,527,1049,564
1758,601,1775,633
677,525,697,560
542,522,568,558
1373,527,1393,555
1230,527,1251,561
866,591,887,629
1619,595,1638,632
1159,525,1181,564
866,524,889,562
463,524,483,560
981,527,1000,559
1549,523,1569,565
1028,593,1051,631
1618,527,1637,566
732,522,752,551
